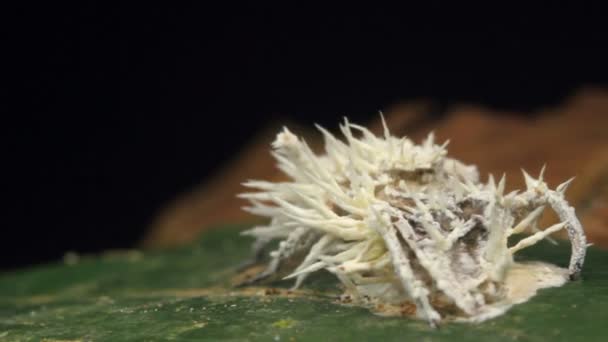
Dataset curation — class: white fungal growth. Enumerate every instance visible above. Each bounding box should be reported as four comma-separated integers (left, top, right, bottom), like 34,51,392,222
239,118,587,325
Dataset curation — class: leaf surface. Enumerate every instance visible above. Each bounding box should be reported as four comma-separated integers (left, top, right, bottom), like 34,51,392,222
1,226,607,341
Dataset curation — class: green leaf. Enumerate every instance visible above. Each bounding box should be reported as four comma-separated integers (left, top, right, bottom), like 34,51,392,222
1,226,607,341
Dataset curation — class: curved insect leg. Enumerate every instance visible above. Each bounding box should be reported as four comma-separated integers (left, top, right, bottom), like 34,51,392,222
236,236,274,271
243,226,315,285
377,222,441,327
546,190,587,280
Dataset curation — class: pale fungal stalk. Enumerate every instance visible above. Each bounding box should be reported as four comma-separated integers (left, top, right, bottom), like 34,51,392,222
239,118,587,326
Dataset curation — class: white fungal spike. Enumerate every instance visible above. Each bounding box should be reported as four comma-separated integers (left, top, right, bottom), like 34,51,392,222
240,118,587,325
539,163,547,182
379,111,390,140
522,168,536,190
509,221,568,254
487,174,497,192
556,177,575,195
497,173,506,197
509,206,545,236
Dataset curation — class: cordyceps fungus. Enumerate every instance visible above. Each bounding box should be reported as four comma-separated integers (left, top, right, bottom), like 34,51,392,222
238,117,587,326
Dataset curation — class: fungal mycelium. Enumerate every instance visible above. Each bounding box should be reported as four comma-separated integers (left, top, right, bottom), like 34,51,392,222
239,118,587,325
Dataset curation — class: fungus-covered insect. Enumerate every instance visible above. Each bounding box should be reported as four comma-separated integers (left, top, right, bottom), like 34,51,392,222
239,118,587,326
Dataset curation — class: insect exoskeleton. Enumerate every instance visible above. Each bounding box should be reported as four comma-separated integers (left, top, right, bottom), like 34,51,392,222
239,117,587,325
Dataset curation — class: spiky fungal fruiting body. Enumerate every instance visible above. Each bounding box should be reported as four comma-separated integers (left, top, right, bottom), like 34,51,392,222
239,118,587,325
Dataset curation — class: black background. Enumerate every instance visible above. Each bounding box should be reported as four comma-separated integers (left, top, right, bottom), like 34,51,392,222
6,4,608,270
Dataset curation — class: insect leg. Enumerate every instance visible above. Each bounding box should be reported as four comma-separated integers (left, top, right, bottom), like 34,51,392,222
244,226,314,285
378,223,441,327
546,190,587,280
